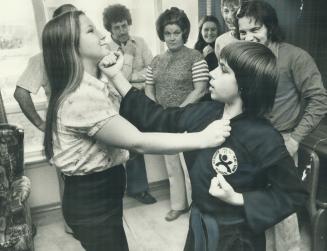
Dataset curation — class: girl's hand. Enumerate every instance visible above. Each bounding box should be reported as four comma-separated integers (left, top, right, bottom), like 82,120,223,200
200,119,231,148
209,174,244,205
203,44,214,57
99,51,124,78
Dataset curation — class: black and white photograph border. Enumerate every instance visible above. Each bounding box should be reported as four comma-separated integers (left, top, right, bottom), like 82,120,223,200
0,0,326,250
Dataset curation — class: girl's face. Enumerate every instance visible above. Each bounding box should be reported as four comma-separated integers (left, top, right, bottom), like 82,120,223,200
79,15,110,62
163,24,184,51
201,21,218,44
221,4,240,30
238,17,269,45
209,59,239,103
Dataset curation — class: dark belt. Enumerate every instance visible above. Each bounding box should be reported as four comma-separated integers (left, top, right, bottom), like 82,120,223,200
190,206,219,251
190,205,245,251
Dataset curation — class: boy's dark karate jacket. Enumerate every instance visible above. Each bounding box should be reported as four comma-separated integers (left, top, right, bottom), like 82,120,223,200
120,88,307,247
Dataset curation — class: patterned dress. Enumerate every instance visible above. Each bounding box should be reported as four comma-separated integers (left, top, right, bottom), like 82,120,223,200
145,46,209,211
145,46,209,108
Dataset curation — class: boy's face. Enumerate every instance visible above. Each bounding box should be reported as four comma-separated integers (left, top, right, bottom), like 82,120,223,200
221,2,240,30
238,16,269,46
209,60,239,103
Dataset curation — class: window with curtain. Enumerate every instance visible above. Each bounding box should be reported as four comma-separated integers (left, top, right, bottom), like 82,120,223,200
0,0,45,156
1,0,198,160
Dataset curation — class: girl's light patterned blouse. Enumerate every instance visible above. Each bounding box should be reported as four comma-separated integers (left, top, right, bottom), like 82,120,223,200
51,72,129,176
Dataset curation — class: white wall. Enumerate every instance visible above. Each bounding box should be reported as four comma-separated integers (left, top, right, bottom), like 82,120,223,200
25,161,61,209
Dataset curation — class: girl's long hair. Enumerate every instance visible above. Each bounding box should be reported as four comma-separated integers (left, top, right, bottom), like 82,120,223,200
194,15,221,52
42,11,84,160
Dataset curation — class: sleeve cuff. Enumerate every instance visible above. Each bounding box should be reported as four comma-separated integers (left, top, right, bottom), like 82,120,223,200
88,116,116,136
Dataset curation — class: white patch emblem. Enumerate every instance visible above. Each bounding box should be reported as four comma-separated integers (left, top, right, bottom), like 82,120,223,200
212,147,238,175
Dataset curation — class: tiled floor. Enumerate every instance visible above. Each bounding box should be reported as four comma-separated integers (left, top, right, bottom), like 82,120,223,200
32,186,312,251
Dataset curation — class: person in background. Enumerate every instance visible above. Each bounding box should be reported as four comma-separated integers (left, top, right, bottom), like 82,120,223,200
103,41,308,251
214,0,241,58
42,10,229,251
13,3,77,235
236,1,327,250
103,4,156,205
194,15,222,71
145,7,209,221
13,4,77,131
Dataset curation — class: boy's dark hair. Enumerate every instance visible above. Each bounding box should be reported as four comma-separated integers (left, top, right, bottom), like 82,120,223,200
156,7,190,43
103,4,132,32
220,41,278,117
52,4,77,18
236,0,285,42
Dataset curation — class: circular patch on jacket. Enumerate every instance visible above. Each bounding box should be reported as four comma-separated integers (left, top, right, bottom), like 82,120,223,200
212,147,238,175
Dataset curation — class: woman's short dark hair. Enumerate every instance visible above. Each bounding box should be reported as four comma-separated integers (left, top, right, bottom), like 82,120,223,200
194,15,222,51
103,4,132,32
236,0,284,43
156,7,190,43
220,41,278,117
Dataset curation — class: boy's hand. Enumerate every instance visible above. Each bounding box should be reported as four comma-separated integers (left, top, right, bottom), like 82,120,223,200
209,173,244,205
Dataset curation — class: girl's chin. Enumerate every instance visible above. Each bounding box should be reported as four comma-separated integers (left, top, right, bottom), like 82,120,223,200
226,24,235,30
104,49,111,55
209,91,221,102
210,95,219,102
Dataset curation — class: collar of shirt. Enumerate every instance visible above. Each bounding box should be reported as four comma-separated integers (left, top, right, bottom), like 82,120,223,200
83,71,107,92
230,112,247,122
215,104,247,123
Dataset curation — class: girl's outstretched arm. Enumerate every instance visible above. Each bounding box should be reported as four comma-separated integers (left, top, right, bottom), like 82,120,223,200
94,114,230,155
98,52,231,153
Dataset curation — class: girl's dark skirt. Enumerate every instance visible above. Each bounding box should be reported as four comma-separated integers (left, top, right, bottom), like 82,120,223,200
62,165,128,251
